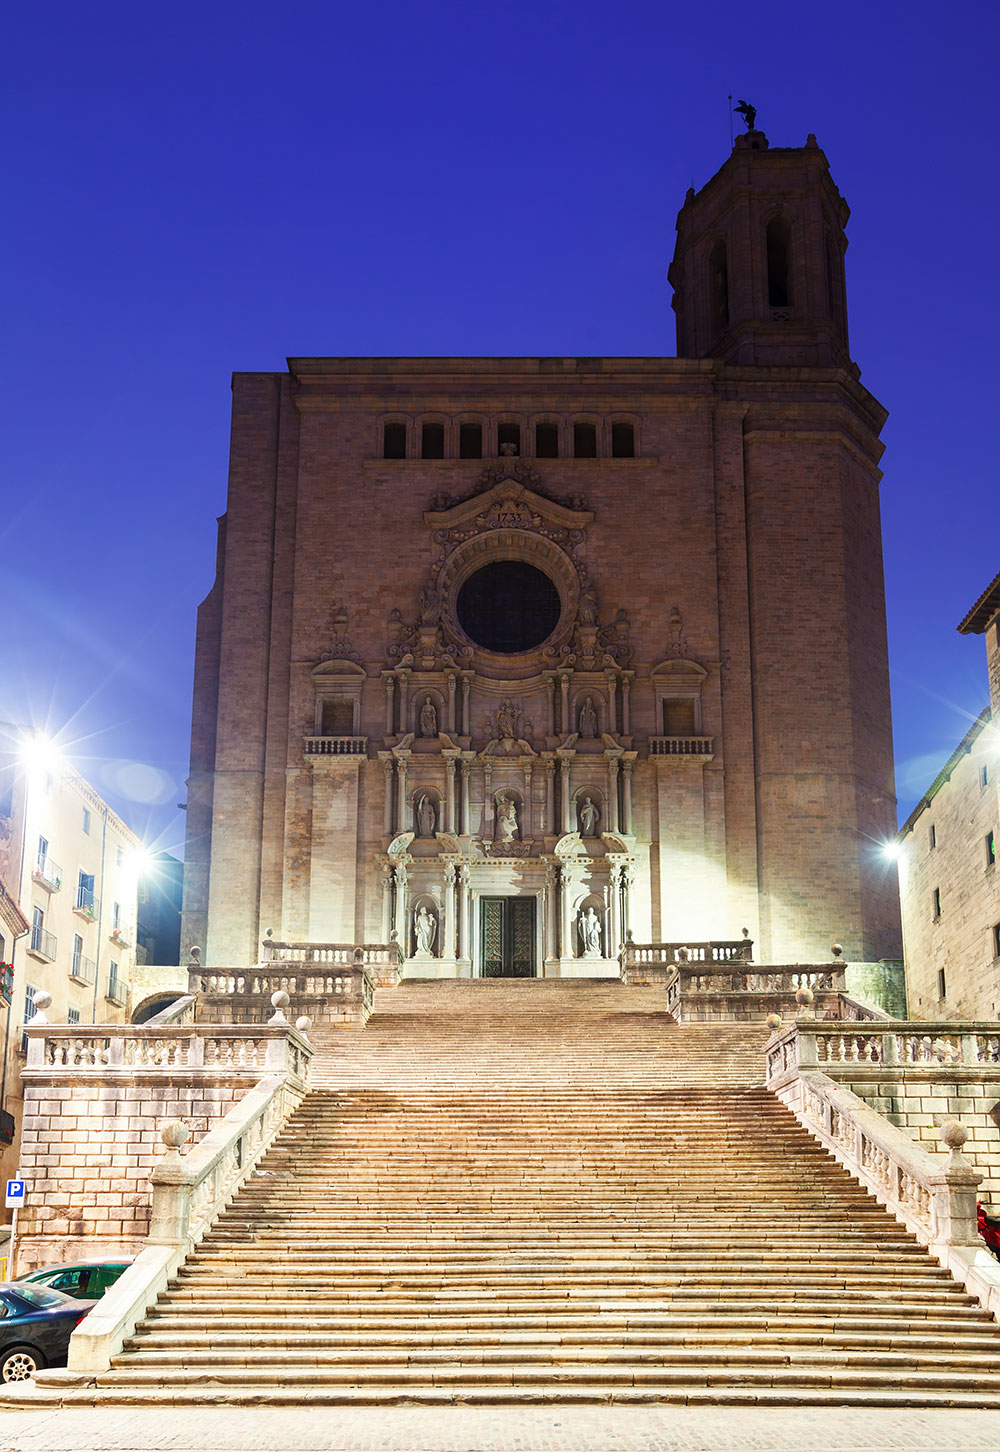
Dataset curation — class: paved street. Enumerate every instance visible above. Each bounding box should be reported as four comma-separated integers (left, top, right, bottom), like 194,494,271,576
3,1405,1000,1451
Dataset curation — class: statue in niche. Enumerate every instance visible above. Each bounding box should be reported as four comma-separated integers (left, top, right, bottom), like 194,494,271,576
496,699,517,740
578,795,600,837
494,791,519,844
419,695,438,737
413,904,437,957
578,906,603,958
415,793,437,838
577,584,598,625
578,696,598,738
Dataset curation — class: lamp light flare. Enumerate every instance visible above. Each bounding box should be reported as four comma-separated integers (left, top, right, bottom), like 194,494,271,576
19,732,63,777
881,840,902,861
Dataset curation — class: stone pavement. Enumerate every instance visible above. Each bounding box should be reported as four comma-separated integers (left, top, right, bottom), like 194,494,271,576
4,1406,1000,1451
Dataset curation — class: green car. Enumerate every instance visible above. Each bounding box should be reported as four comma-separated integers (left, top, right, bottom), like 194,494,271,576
15,1259,132,1301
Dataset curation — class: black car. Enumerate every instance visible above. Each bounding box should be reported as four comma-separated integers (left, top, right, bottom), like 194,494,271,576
0,1283,95,1382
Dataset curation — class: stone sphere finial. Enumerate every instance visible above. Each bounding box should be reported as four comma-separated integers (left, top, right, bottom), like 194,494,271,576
269,989,290,1025
766,1012,783,1035
161,1120,190,1159
188,945,201,964
832,943,844,960
265,927,274,940
31,990,52,1025
795,986,814,1007
295,1015,312,1039
940,1119,968,1152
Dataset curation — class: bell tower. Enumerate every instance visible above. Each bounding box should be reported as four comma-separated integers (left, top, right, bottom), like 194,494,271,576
668,128,852,368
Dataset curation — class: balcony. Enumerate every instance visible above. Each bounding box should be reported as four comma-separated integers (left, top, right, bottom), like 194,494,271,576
304,736,368,757
70,953,96,987
32,855,63,893
28,925,57,963
105,974,127,1007
649,736,715,758
109,927,132,950
74,887,100,923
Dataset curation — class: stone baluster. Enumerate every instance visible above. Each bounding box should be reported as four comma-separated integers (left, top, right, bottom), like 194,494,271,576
622,759,633,834
460,760,471,835
444,863,458,960
383,674,396,735
382,757,395,835
445,757,457,834
622,674,631,735
607,757,620,832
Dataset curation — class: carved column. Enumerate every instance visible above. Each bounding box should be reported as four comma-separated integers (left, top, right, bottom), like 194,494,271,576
558,756,571,834
445,757,457,834
622,759,634,835
461,674,472,735
522,760,534,839
484,763,494,837
381,756,395,835
607,757,620,832
606,671,618,735
393,863,409,949
446,672,457,733
608,863,622,959
561,863,578,962
444,863,458,960
458,863,471,962
545,862,560,961
397,669,411,735
559,673,571,735
621,673,632,736
396,753,409,833
380,864,393,941
543,758,555,836
546,676,556,736
460,760,471,835
383,673,396,736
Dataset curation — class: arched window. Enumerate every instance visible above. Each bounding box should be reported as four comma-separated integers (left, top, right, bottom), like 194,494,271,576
535,421,559,458
382,421,406,459
611,421,634,458
573,421,597,458
709,238,729,332
825,229,845,329
497,420,521,456
421,421,445,459
320,699,355,736
459,422,482,458
766,217,792,308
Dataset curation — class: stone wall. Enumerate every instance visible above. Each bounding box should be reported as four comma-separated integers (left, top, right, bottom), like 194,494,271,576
14,1022,309,1271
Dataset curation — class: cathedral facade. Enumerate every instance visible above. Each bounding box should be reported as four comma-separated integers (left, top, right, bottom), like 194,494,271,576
182,129,901,977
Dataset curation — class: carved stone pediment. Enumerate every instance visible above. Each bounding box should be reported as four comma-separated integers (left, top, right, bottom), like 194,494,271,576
424,478,593,540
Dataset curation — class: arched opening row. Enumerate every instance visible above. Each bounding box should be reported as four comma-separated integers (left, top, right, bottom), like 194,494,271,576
382,417,637,461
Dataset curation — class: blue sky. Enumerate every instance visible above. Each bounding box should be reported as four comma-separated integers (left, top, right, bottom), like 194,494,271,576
3,0,997,856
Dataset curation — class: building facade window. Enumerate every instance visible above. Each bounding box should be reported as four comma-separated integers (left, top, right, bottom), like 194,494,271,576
72,934,84,976
421,421,445,459
938,968,947,999
929,823,936,849
459,422,482,459
766,215,792,308
573,421,597,458
611,421,635,458
82,807,91,835
535,421,559,458
497,421,520,456
994,922,1000,959
112,901,121,931
988,830,996,868
382,421,407,459
983,765,991,790
67,1008,80,1026
933,887,942,919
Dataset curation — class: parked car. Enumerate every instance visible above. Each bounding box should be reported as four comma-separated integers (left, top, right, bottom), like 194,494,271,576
16,1258,133,1301
0,1283,94,1381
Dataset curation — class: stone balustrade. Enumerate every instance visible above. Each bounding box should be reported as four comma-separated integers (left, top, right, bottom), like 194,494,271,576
303,735,368,756
195,957,379,1027
16,1021,311,1269
647,736,715,757
764,1025,1000,1319
621,937,753,987
767,1021,1000,1209
637,954,847,1022
67,1071,306,1376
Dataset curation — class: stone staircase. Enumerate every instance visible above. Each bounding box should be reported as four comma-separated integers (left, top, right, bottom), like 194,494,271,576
98,980,1000,1405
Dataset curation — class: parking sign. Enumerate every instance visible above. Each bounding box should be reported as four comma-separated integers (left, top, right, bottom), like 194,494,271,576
5,1180,25,1209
